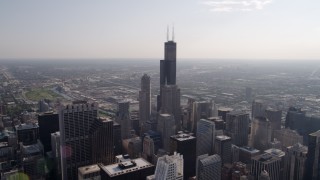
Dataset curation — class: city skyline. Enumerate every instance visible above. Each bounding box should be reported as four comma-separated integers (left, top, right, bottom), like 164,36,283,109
1,0,320,60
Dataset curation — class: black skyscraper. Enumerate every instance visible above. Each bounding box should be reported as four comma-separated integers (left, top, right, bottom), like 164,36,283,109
158,29,177,111
160,41,177,86
38,112,59,153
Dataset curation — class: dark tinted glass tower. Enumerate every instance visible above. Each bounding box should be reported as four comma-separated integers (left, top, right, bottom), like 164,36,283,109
160,41,176,86
170,132,196,180
38,112,59,153
158,29,177,112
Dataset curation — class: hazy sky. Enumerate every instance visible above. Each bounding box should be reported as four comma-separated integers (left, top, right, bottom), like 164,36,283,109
0,0,319,60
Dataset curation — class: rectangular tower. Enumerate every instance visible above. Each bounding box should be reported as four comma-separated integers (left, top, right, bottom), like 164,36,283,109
59,102,98,180
170,132,196,180
196,119,215,157
226,111,249,146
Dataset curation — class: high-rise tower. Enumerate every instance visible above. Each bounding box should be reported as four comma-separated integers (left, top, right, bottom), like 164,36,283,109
158,27,181,131
196,119,215,157
226,111,250,146
139,74,151,128
59,102,98,180
160,28,177,86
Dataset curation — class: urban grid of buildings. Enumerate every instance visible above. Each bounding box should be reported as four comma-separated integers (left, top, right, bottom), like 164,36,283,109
1,30,320,180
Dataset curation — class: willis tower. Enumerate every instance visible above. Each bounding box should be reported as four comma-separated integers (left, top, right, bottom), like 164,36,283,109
158,27,181,131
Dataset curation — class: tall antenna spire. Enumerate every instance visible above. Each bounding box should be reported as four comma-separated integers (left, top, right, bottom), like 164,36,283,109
167,25,169,41
172,25,175,41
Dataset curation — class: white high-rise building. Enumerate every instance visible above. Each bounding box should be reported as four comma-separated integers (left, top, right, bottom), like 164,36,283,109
139,74,151,128
196,119,215,157
196,154,221,180
154,152,184,180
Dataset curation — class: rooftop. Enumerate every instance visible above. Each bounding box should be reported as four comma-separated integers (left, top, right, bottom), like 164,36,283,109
218,107,233,112
101,158,153,177
171,132,195,141
239,146,260,153
78,164,100,175
253,153,281,163
228,111,249,116
264,148,285,158
15,123,39,131
160,113,171,117
216,135,231,141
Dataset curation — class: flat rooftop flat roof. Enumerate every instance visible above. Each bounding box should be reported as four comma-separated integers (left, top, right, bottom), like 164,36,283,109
101,158,153,177
239,146,260,153
78,164,100,175
15,123,39,130
216,135,231,141
171,133,195,141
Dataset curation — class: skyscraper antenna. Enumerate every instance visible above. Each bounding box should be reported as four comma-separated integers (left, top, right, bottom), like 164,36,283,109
172,25,175,41
167,25,169,41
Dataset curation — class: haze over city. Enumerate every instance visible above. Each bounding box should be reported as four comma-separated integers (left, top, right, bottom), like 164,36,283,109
1,0,320,60
1,1,320,180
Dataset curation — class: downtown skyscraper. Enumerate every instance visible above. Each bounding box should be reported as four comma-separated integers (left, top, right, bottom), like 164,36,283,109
59,101,113,180
226,111,250,146
158,28,181,131
139,74,151,128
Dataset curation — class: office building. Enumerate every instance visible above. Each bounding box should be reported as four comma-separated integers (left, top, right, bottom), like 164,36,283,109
265,108,281,133
113,122,122,156
59,101,108,180
218,107,233,122
170,132,196,179
191,101,213,133
127,137,142,159
38,112,59,153
158,32,177,108
251,100,266,119
215,135,232,165
207,116,224,130
283,143,307,180
305,130,320,180
51,132,61,179
273,128,303,149
78,164,101,180
196,119,215,157
20,140,46,179
91,117,114,165
15,123,39,145
285,107,320,144
116,101,132,139
250,116,272,151
251,153,281,180
238,146,260,165
142,130,162,163
221,162,248,180
160,30,177,87
139,74,151,129
158,32,181,131
157,113,175,152
160,85,181,131
231,144,240,163
196,154,221,180
226,112,249,146
100,157,154,180
154,152,184,180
